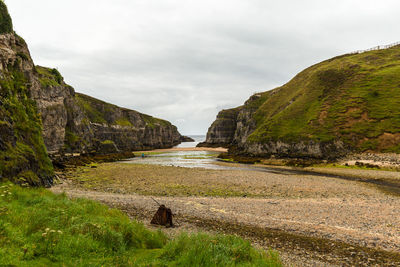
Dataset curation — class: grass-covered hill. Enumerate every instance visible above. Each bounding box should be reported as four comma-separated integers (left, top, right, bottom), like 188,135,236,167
250,46,400,152
0,183,281,266
204,44,400,157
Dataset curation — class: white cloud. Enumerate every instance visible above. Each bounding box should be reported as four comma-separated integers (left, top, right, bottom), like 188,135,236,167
6,0,400,134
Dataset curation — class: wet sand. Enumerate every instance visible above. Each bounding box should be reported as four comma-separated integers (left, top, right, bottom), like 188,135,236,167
136,147,228,153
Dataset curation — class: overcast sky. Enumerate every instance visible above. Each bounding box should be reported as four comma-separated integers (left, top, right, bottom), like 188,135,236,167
6,0,400,134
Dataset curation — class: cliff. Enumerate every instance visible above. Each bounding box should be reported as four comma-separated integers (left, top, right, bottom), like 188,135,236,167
65,92,182,153
0,3,183,185
0,3,53,185
198,108,240,147
201,45,400,159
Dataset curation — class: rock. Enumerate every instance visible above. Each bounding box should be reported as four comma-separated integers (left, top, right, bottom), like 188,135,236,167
150,205,174,227
0,31,54,186
97,140,120,154
62,93,183,153
180,135,195,142
197,108,240,148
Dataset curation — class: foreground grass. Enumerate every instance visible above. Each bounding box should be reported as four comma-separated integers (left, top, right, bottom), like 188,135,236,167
0,183,281,266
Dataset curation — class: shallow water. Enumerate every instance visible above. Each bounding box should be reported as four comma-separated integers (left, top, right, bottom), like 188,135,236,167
175,135,206,148
123,150,234,170
122,149,400,195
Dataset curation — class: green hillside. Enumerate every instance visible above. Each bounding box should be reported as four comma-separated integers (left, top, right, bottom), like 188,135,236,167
248,45,400,153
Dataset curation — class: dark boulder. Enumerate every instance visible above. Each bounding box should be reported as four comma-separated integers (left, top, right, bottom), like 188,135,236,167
150,205,173,227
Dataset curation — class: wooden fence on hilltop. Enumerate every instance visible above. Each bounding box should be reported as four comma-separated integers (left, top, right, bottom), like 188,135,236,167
349,41,400,54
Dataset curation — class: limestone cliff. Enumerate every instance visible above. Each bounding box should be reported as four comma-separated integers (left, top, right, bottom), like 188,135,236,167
33,65,183,155
64,93,182,153
201,45,400,159
198,108,240,147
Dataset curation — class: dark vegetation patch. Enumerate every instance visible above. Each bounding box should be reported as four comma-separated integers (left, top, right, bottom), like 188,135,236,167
0,1,12,34
51,152,136,171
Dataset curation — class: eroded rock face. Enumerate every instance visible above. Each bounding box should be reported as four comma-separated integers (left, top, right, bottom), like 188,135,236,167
198,108,240,147
63,93,182,154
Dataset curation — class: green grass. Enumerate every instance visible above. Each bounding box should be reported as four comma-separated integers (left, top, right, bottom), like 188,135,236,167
237,45,400,153
75,92,172,130
0,1,13,34
36,66,64,88
75,93,108,124
101,140,115,145
142,114,171,129
0,183,282,266
115,118,134,127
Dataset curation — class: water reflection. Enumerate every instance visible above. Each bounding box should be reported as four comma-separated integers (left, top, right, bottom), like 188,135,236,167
123,150,233,170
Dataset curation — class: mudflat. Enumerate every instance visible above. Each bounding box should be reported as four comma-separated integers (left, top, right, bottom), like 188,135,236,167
53,158,400,266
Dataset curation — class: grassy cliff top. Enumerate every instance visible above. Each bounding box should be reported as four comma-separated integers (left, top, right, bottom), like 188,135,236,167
246,45,400,153
36,66,64,87
0,0,13,34
75,93,172,128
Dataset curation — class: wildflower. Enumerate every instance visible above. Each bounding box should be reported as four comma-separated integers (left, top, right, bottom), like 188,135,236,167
57,230,63,234
45,228,50,232
42,233,47,237
50,230,56,233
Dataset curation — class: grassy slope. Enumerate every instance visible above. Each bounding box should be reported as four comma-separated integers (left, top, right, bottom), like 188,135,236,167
247,46,400,152
36,66,64,88
75,93,171,128
0,183,281,266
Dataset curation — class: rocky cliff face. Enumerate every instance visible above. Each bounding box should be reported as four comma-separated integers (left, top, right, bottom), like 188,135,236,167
201,45,400,159
0,2,183,185
198,108,240,147
33,66,183,155
63,93,182,153
0,33,53,186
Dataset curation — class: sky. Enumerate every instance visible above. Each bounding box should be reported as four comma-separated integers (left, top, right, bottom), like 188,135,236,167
6,0,400,135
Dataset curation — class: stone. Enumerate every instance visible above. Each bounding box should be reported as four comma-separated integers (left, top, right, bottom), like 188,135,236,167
150,205,174,227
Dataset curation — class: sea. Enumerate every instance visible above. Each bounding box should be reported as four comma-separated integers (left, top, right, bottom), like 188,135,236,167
175,135,206,148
